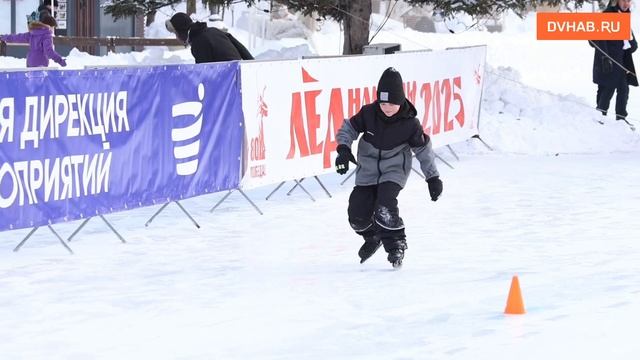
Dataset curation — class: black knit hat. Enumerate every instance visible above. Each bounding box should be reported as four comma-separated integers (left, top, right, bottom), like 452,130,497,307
166,12,193,41
38,0,58,11
377,67,405,105
40,14,57,28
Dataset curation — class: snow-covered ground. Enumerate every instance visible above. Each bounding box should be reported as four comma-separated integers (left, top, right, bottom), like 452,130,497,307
1,3,640,359
1,153,639,359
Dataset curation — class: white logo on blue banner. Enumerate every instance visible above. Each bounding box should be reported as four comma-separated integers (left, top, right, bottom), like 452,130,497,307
171,83,204,176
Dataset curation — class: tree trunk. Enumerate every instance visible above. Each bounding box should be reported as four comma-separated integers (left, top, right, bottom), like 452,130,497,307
187,0,197,15
146,10,156,27
342,0,372,55
209,3,221,15
135,13,145,51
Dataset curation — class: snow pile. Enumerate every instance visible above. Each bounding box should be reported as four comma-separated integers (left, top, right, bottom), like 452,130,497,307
0,55,26,69
266,18,309,40
255,44,314,60
477,66,640,155
62,47,193,67
0,47,193,68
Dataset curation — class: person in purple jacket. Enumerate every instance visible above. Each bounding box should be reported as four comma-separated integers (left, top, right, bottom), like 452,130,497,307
0,15,66,68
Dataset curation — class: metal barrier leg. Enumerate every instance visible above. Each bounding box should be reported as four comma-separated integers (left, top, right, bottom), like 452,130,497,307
145,202,171,227
48,225,74,254
145,201,198,228
67,218,92,242
435,154,454,169
210,190,234,213
100,215,126,243
286,178,305,196
13,226,74,254
68,216,126,243
175,201,200,228
238,189,264,215
446,145,460,161
265,181,286,200
314,176,332,198
340,168,357,186
411,167,426,179
13,227,39,252
210,189,263,215
294,179,316,202
472,135,494,151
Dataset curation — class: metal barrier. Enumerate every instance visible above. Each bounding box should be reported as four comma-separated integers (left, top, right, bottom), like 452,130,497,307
0,36,184,56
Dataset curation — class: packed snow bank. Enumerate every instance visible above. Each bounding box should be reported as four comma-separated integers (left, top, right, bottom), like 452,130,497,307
255,44,314,60
473,66,640,155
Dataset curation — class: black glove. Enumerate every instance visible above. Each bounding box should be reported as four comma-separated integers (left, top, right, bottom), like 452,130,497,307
427,176,443,201
335,144,357,175
602,58,613,73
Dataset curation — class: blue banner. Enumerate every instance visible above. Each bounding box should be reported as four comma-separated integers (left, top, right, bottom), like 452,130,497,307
0,63,244,231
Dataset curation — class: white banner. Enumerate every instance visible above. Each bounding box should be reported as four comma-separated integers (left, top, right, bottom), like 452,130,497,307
240,46,487,189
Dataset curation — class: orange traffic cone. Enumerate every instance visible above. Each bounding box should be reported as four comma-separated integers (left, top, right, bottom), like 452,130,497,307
504,275,526,314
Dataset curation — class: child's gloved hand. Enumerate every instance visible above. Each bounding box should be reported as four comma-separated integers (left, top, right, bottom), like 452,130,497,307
427,176,442,201
58,58,67,67
335,144,357,175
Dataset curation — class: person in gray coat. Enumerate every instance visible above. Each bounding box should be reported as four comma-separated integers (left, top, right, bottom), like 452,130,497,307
335,67,443,268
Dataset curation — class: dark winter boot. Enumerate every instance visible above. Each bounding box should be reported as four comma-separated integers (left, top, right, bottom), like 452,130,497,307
358,235,382,264
381,232,407,268
616,115,635,130
387,248,406,268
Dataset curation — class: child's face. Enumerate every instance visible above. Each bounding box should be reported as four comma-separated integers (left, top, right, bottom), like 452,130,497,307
379,102,400,117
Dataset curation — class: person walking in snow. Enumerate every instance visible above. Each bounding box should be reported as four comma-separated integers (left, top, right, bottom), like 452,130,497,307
590,0,637,123
335,67,443,268
165,12,254,64
0,15,66,68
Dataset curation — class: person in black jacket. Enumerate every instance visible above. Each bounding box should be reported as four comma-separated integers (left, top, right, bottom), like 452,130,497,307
335,67,443,268
166,12,254,64
38,0,58,20
590,0,637,122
